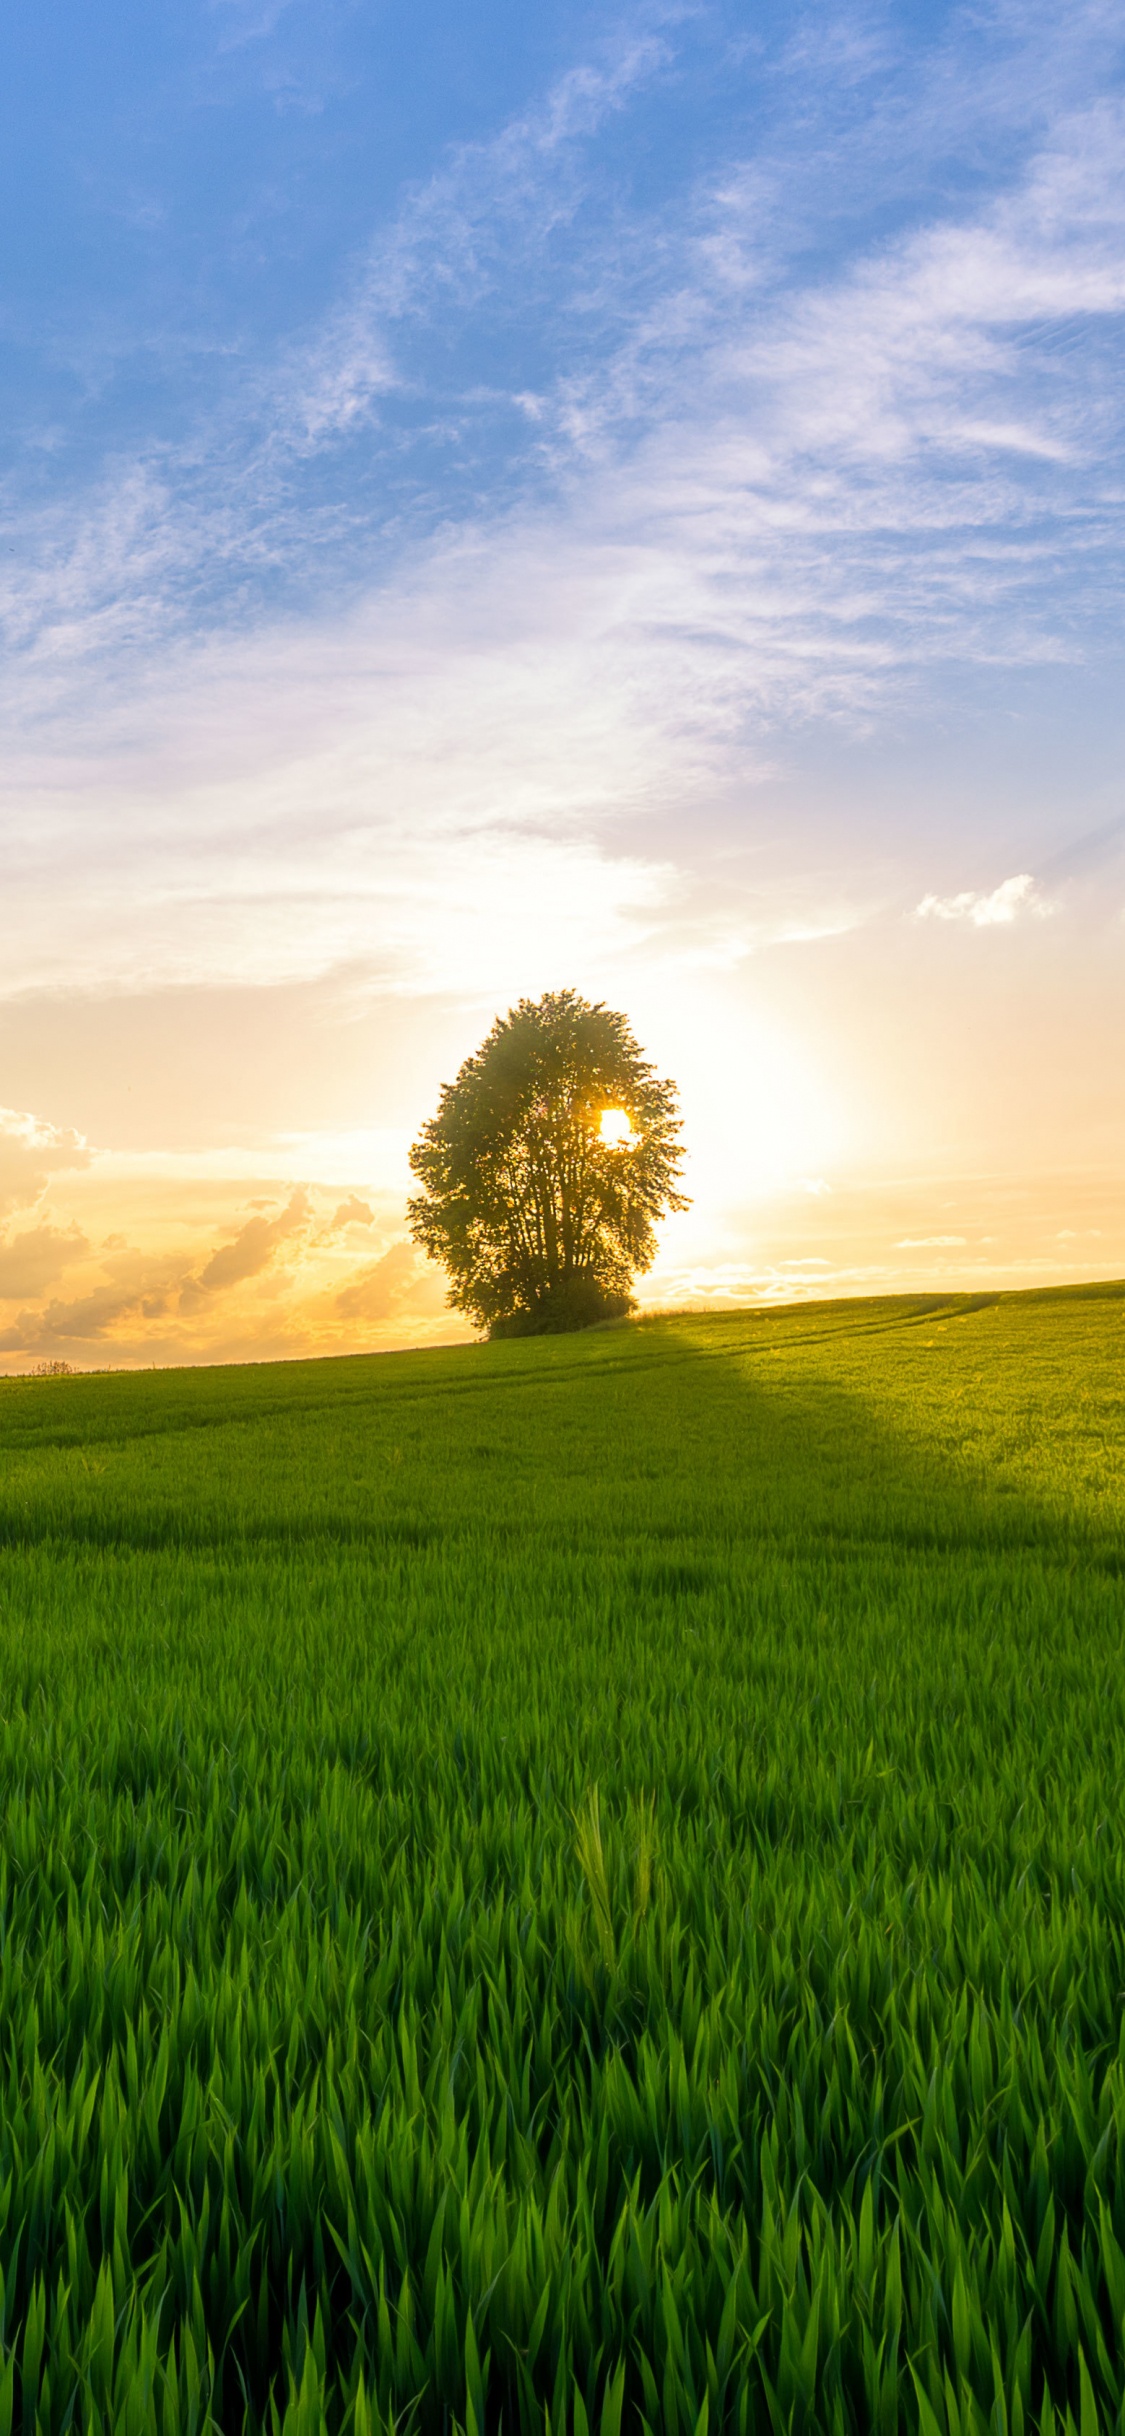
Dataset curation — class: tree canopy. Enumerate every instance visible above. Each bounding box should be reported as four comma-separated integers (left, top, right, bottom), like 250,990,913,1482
407,990,688,1336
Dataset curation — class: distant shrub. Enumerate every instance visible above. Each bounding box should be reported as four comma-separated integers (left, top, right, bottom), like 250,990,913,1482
488,1277,633,1336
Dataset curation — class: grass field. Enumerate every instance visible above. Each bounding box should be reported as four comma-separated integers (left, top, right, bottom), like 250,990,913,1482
0,1282,1123,2436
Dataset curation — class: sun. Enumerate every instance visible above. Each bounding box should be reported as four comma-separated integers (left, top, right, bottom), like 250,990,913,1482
598,1107,634,1148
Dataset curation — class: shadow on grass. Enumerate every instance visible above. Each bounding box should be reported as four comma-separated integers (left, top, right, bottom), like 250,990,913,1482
0,1283,1119,1590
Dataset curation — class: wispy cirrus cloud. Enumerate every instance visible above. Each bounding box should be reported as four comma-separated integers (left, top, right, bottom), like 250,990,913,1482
4,8,1125,744
283,21,681,450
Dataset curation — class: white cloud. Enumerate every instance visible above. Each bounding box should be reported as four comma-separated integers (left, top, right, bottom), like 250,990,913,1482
0,1109,90,1218
0,665,678,997
210,0,299,54
283,25,677,448
914,875,1049,926
895,1234,968,1247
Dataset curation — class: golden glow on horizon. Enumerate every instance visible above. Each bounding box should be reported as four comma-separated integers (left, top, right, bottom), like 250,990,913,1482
0,1140,1122,1375
1,918,1123,1373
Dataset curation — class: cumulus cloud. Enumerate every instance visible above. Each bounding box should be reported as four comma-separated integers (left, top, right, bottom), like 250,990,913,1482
0,1186,339,1355
335,1239,442,1325
331,1196,376,1230
193,1189,311,1294
0,1204,457,1362
0,1278,164,1352
914,875,1049,926
0,1224,89,1300
0,1108,90,1218
0,1188,317,1349
0,1238,454,1361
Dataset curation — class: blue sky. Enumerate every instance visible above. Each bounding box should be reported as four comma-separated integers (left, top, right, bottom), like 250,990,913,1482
6,0,1123,674
1,0,1124,1362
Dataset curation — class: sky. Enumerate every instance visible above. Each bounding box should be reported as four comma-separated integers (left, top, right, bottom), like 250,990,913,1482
1,0,1124,1368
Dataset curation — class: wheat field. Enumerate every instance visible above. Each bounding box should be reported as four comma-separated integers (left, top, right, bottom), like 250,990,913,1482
0,1283,1122,2434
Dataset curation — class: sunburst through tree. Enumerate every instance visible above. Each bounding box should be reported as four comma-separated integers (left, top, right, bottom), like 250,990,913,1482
407,990,689,1336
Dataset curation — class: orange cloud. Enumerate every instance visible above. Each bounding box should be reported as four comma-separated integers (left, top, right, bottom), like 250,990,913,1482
193,1189,311,1294
335,1239,438,1324
331,1196,376,1230
0,1224,89,1300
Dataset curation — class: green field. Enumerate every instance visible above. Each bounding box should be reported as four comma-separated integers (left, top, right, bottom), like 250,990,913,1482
1,1284,1124,2436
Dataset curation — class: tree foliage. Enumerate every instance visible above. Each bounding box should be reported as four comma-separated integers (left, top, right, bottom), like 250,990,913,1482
407,990,688,1335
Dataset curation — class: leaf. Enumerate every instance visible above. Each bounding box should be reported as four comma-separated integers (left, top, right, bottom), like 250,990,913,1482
1079,2348,1100,2436
599,2361,626,2436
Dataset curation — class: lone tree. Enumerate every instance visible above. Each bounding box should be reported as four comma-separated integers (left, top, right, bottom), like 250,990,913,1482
407,990,688,1337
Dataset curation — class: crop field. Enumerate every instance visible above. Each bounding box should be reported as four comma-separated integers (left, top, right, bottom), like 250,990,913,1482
0,1284,1124,2436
